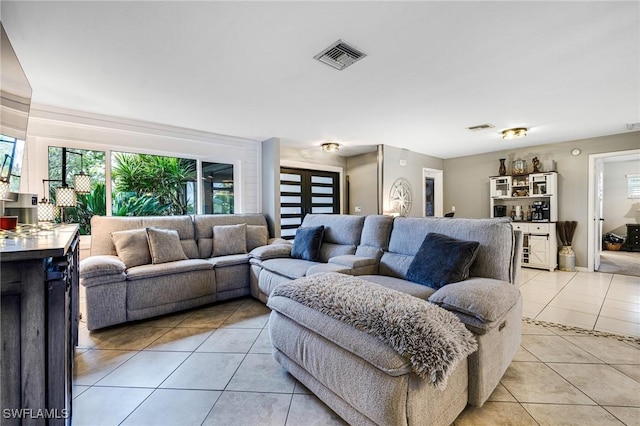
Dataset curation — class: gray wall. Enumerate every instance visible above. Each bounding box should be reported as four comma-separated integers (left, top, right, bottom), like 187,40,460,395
443,131,640,267
383,145,444,218
603,159,640,236
346,151,379,215
261,138,280,237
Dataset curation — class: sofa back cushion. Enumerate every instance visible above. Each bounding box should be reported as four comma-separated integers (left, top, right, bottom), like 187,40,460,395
355,215,394,259
300,214,365,262
380,217,516,283
193,214,268,258
91,215,198,259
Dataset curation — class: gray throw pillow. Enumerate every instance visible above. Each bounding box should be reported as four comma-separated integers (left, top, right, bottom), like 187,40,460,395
212,224,247,257
111,228,151,268
406,232,480,289
246,225,269,251
146,228,189,264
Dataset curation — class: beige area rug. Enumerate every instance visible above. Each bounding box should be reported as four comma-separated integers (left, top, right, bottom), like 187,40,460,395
598,250,640,276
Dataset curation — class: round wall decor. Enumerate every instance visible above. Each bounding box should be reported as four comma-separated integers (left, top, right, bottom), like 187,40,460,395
389,178,413,216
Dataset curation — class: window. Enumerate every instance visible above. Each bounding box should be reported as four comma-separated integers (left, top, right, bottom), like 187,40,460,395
110,151,197,216
627,174,640,199
48,146,106,234
0,135,25,192
202,162,234,214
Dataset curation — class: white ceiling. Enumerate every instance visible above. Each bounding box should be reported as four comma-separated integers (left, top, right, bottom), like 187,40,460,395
1,1,638,158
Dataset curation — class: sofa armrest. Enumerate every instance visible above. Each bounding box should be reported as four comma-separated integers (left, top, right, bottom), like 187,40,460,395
428,278,520,324
328,255,378,269
249,244,292,261
80,255,126,279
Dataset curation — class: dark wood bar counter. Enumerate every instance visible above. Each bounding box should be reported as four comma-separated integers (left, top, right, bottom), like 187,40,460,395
1,224,79,425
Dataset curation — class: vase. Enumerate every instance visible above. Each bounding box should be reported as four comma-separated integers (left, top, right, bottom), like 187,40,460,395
558,245,575,272
498,158,506,176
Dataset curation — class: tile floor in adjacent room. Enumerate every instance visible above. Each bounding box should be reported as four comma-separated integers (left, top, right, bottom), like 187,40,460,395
74,270,640,426
519,269,640,338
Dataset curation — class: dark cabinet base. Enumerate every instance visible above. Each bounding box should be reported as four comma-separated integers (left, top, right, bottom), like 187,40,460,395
1,227,78,425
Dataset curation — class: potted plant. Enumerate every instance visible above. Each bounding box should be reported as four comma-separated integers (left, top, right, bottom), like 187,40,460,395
557,221,577,272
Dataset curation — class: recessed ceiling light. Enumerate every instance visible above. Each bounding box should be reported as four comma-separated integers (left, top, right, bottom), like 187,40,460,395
502,127,528,139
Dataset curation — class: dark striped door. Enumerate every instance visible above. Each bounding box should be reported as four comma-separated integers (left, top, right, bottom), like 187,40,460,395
280,167,340,239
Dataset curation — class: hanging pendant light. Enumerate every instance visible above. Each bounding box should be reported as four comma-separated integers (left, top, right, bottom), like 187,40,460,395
55,184,77,207
0,178,9,200
74,171,91,194
38,180,57,222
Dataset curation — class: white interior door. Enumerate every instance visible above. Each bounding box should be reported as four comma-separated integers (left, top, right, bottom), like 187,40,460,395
594,158,604,271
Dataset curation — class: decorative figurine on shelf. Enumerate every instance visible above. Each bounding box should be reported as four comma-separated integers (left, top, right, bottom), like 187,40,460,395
532,157,540,173
498,158,507,176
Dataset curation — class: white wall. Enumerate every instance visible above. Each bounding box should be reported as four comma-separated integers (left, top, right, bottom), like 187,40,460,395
22,105,261,216
603,159,640,236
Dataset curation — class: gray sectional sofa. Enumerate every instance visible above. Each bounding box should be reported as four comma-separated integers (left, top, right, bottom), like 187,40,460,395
81,212,523,425
250,213,523,425
79,214,271,330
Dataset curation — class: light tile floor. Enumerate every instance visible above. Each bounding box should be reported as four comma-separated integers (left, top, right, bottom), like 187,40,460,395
520,269,640,338
74,270,640,425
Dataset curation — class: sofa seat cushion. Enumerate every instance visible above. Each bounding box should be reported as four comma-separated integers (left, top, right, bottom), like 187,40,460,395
359,275,436,300
127,269,214,311
306,263,351,275
125,259,213,281
428,278,521,330
260,258,320,279
207,254,250,268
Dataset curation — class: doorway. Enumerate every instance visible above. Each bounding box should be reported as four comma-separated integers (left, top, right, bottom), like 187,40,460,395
588,149,640,273
279,167,340,239
423,168,443,217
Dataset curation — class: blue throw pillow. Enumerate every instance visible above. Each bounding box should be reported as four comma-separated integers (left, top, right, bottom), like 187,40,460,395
291,226,325,261
406,232,480,290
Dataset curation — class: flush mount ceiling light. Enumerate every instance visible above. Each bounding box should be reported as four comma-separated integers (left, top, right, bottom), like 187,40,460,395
314,40,366,70
321,142,340,152
502,127,528,139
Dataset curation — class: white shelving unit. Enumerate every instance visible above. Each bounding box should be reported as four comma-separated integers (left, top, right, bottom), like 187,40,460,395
490,172,558,271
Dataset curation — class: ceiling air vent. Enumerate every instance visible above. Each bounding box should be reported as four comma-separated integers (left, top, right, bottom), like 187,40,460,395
314,40,366,70
466,123,495,131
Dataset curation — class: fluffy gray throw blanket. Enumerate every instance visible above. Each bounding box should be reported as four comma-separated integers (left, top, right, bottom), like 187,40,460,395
270,272,478,389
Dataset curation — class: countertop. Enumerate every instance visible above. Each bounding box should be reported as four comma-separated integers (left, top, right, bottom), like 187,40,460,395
0,224,79,262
